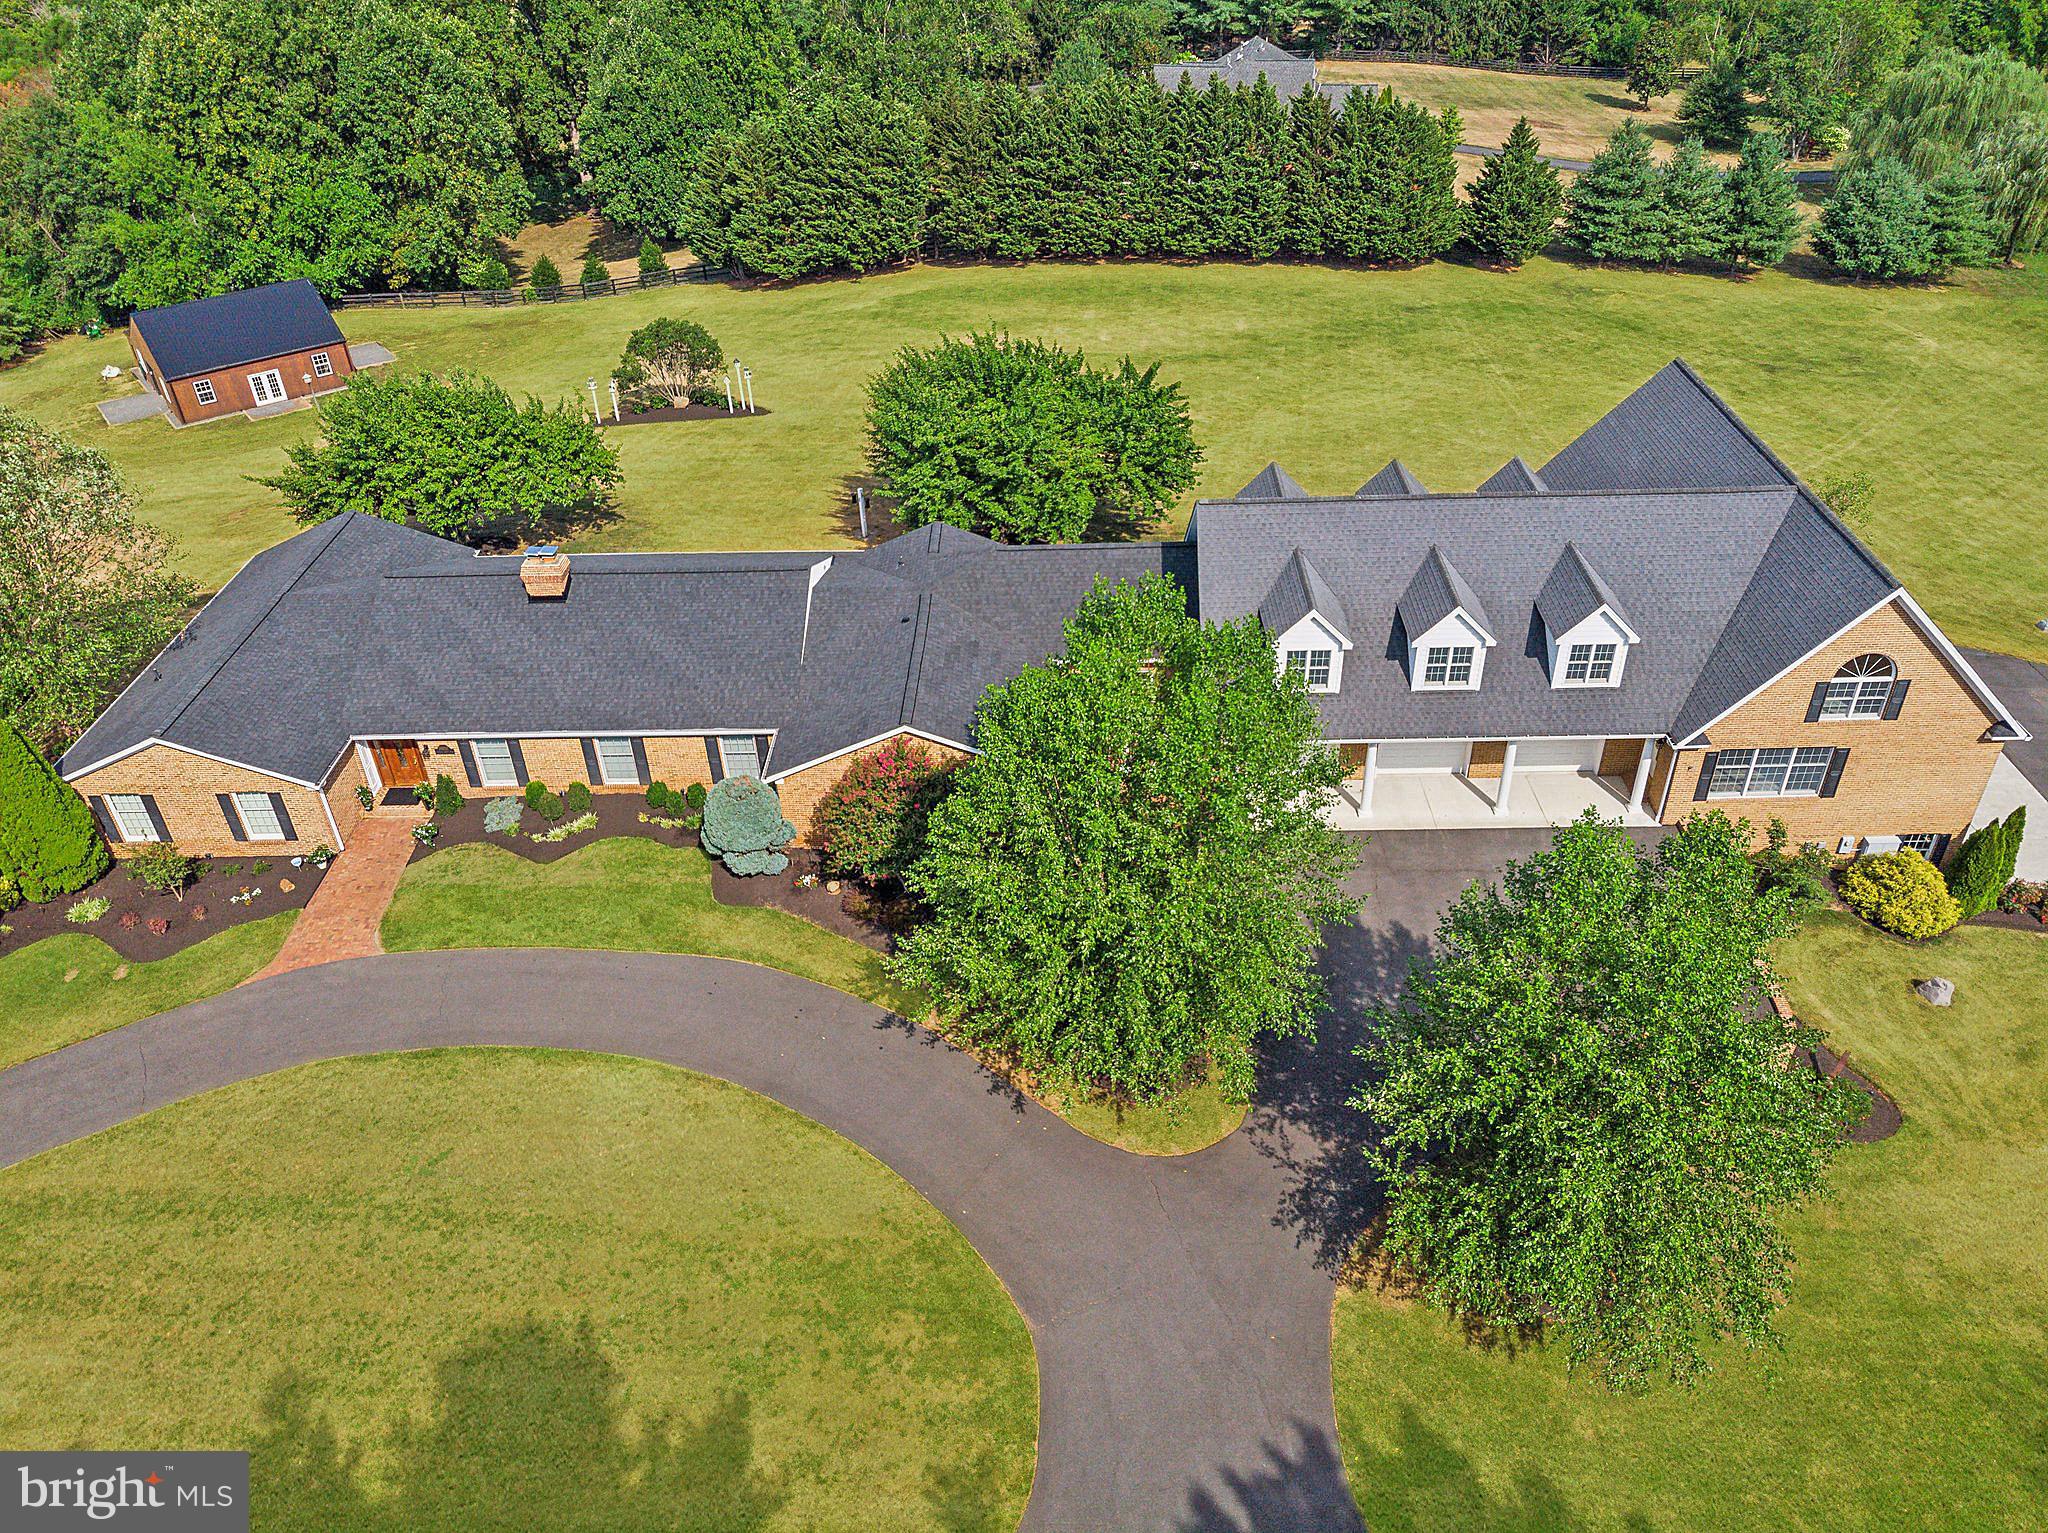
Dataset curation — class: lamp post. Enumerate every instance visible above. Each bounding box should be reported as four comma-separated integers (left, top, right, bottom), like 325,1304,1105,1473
586,377,600,421
607,376,620,422
742,367,755,413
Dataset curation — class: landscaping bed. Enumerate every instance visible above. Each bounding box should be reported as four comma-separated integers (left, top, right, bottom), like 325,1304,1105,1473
707,848,910,952
603,401,773,426
406,791,691,865
0,854,323,962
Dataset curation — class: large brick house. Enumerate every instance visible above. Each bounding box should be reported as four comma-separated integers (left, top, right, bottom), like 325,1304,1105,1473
58,362,2026,863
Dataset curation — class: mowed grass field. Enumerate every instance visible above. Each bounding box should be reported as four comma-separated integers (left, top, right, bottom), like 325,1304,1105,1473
0,1048,1038,1532
3,257,2045,658
1331,912,2048,1531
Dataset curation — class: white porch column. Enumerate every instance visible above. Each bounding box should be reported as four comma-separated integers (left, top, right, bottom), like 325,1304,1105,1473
1629,736,1657,818
1360,743,1379,815
1494,741,1518,817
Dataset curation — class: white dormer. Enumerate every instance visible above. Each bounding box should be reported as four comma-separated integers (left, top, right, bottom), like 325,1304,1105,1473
1273,611,1351,693
1397,546,1495,692
1260,548,1352,694
1537,544,1639,690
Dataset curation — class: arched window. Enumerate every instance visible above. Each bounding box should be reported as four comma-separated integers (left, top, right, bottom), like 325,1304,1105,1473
1820,653,1896,719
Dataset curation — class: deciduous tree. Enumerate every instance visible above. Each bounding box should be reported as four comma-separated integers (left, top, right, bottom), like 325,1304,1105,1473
614,317,723,407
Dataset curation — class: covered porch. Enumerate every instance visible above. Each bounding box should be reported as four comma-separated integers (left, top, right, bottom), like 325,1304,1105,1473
1327,736,1664,831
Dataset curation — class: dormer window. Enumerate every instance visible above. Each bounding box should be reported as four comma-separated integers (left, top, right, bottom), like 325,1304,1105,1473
1421,644,1475,687
1563,642,1617,683
1286,648,1334,691
1537,544,1637,690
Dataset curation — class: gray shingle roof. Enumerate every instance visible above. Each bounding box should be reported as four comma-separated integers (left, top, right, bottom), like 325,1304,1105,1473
1358,459,1427,496
1478,456,1547,493
1257,548,1350,640
1540,359,1786,493
1238,461,1309,499
1396,546,1493,646
1154,37,1319,99
1535,542,1629,638
129,279,345,381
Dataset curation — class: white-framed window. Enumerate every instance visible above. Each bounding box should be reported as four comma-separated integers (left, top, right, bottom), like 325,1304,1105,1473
231,791,286,840
1707,746,1836,799
1564,642,1618,683
1421,645,1475,687
1285,648,1333,691
718,735,762,779
107,793,162,843
247,368,286,406
472,738,519,788
311,351,334,378
594,737,638,785
192,378,217,406
1899,833,1941,857
1819,653,1896,720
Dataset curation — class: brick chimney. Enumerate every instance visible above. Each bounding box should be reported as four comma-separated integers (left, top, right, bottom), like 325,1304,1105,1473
520,545,570,599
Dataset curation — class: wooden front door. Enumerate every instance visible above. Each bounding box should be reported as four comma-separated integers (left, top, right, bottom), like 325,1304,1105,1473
370,740,428,788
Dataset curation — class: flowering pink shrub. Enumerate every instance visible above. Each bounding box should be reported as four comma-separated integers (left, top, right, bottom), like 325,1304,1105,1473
813,738,955,882
146,916,170,936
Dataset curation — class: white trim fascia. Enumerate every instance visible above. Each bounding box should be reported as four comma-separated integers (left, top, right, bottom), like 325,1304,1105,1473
320,790,346,852
1673,591,1896,748
1275,611,1353,653
1412,609,1497,651
356,740,383,796
1891,589,2032,742
764,726,974,784
60,735,323,791
349,728,780,744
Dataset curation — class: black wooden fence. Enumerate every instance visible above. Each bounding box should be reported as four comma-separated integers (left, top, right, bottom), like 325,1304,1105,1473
1323,47,1703,83
334,260,728,310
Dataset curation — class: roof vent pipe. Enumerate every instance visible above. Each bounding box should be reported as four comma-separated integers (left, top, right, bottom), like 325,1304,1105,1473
520,545,570,599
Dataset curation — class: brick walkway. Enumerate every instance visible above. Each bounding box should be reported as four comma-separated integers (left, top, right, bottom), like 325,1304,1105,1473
250,814,418,982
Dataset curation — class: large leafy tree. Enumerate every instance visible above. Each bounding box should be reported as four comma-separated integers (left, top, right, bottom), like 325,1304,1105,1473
865,331,1199,543
893,575,1359,1103
1973,111,2048,259
261,371,621,543
1356,812,1861,1393
0,405,193,753
1845,45,2048,179
1464,117,1563,267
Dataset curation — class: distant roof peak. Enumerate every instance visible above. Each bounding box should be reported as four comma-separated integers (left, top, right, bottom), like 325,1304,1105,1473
1477,456,1547,494
1357,458,1427,497
1237,461,1310,500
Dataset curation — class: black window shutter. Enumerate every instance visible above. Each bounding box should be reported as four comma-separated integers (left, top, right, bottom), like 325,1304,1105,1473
268,793,297,841
1693,752,1718,801
506,741,529,785
706,737,724,784
1819,748,1850,798
457,740,481,788
1931,833,1952,864
1804,683,1830,723
87,795,121,842
218,793,249,841
629,738,650,784
753,735,771,775
1882,678,1910,720
580,738,601,782
142,797,171,841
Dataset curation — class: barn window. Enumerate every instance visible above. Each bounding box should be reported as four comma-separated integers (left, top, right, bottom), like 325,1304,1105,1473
311,351,333,378
193,378,217,405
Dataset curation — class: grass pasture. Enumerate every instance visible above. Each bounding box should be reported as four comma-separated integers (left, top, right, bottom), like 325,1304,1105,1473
3,257,2046,657
1331,912,2048,1531
0,1048,1038,1532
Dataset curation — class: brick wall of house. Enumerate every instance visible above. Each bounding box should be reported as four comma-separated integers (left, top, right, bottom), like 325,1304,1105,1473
408,734,745,798
1598,737,1646,778
324,747,373,839
1656,599,2002,850
66,745,337,857
772,735,973,845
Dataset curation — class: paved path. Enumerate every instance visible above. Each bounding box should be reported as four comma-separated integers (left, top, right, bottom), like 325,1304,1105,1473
1965,646,2048,795
0,828,1629,1531
251,815,416,982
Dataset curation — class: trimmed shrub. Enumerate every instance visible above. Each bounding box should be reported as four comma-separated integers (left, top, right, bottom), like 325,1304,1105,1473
1840,850,1961,938
564,781,592,814
700,775,796,876
813,738,955,881
1816,158,1935,280
684,782,707,810
483,796,523,836
1755,818,1831,918
129,842,199,901
637,235,666,274
646,780,672,811
524,779,549,812
1946,808,2026,919
0,718,112,901
536,790,565,823
433,773,466,817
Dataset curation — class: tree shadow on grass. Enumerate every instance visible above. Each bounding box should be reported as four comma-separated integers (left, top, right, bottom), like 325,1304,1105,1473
1341,1403,1596,1533
250,1317,786,1532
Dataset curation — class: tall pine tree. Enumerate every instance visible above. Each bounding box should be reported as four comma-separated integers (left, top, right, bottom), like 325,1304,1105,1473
1926,166,1996,271
1464,116,1563,268
1656,137,1731,266
1721,132,1802,272
1566,119,1662,263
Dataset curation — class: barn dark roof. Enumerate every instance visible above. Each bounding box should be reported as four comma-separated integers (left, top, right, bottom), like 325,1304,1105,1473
129,279,345,381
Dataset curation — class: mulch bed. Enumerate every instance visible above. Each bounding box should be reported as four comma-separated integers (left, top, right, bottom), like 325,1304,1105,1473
1796,1042,1904,1143
407,792,693,865
601,402,773,428
1967,907,2048,933
0,854,326,963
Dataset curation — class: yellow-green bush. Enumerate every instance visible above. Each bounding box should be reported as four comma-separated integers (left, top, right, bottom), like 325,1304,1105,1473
1839,850,1961,938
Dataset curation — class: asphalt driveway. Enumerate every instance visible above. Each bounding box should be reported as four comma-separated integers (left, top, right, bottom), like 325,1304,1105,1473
1965,647,2048,794
0,826,1619,1531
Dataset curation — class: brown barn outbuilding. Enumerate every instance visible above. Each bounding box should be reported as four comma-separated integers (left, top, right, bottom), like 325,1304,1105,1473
128,279,355,425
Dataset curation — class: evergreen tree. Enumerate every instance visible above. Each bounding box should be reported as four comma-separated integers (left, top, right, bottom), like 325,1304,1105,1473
0,717,111,902
1464,116,1563,268
1816,157,1936,279
1325,90,1462,264
528,253,562,291
1656,137,1732,265
1944,808,2025,919
1281,84,1340,258
1677,61,1752,149
1722,132,1803,271
636,235,665,273
1926,165,1997,268
926,83,1000,257
1566,119,1662,263
578,253,609,286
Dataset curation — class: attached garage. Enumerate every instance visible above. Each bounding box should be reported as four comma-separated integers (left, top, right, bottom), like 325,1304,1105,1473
1514,737,1605,772
1375,739,1472,773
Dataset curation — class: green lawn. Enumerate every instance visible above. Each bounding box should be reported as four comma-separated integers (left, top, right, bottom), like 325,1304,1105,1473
1331,911,2048,1531
4,258,2045,657
0,1048,1037,1532
0,913,294,1070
